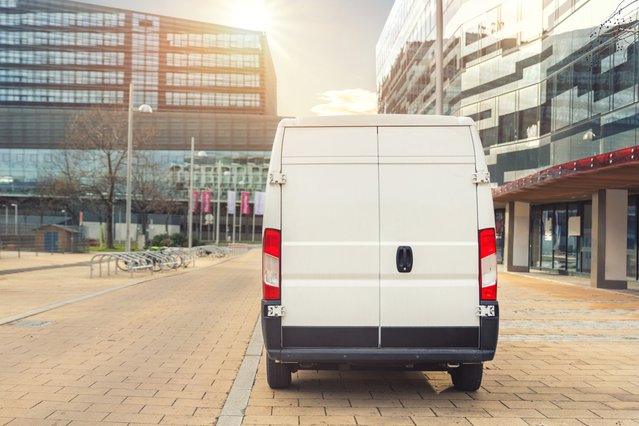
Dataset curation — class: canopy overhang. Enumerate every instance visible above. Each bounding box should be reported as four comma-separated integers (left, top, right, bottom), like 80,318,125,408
492,146,639,203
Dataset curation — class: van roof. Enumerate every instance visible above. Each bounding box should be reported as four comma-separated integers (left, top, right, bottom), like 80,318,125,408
280,114,474,128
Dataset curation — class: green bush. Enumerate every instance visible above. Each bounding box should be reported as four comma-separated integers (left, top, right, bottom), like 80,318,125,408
151,233,173,247
170,232,187,247
149,232,199,247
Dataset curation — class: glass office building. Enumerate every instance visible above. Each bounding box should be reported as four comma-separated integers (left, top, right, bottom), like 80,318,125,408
377,0,639,280
0,0,280,204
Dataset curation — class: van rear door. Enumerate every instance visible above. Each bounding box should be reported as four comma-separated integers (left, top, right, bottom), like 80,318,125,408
279,126,380,348
377,126,480,348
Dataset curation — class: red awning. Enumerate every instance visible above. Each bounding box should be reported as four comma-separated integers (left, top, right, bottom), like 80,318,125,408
492,145,639,203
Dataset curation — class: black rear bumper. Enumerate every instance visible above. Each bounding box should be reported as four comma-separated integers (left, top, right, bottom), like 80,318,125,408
269,348,496,364
262,300,499,365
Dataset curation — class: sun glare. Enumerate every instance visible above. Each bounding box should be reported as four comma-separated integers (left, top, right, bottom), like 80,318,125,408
231,0,270,31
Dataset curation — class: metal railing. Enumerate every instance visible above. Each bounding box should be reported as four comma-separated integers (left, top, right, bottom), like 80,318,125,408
89,245,252,278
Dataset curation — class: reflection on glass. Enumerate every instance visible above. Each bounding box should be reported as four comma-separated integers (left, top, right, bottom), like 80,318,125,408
581,203,592,273
628,198,638,279
541,208,554,269
567,204,580,272
494,209,505,264
553,207,567,272
530,207,542,269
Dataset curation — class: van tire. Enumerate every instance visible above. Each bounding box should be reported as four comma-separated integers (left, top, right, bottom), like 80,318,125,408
450,363,483,391
266,357,292,389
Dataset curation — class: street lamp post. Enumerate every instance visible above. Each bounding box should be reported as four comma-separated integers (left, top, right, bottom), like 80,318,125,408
215,167,223,244
187,137,195,249
125,83,153,252
232,171,238,244
187,137,207,248
2,205,7,234
61,209,68,226
10,203,17,235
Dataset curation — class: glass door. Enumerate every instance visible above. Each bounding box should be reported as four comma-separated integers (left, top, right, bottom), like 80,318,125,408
541,207,554,269
530,206,542,269
495,209,505,264
567,203,581,272
553,205,567,273
628,196,638,280
581,203,592,273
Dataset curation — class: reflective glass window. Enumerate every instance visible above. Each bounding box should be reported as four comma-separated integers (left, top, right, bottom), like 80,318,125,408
498,91,517,144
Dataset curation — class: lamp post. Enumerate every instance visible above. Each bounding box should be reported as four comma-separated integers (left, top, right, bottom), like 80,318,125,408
232,171,237,244
215,167,224,244
187,136,207,248
2,205,7,234
125,83,153,252
61,209,68,226
10,203,17,235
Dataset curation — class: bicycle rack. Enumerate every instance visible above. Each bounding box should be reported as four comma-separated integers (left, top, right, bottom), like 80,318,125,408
89,245,255,278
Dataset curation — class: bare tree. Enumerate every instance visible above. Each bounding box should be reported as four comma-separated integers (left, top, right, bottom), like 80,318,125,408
42,107,154,249
131,156,179,243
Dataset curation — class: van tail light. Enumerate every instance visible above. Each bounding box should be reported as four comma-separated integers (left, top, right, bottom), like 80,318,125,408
262,228,281,300
479,228,497,301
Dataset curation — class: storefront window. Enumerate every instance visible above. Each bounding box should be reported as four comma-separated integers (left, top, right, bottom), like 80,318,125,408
628,196,638,280
567,204,580,271
494,209,505,264
530,201,592,274
541,208,554,269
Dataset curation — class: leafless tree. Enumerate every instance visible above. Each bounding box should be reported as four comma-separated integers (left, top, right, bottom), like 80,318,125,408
131,156,183,242
41,107,155,249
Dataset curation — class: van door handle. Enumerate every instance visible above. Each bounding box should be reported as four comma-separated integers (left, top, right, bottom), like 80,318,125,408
396,246,413,273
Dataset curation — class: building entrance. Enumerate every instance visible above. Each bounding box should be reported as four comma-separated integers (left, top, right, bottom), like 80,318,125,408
529,202,592,274
629,195,638,281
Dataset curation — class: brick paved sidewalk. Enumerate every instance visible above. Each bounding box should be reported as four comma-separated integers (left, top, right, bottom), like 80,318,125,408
244,272,639,425
0,251,95,273
0,253,228,320
0,250,261,425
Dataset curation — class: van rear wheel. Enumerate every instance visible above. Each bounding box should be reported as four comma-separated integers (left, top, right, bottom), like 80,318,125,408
450,363,483,391
266,357,291,389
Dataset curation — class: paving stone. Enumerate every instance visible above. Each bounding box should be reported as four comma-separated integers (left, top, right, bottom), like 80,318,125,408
4,256,639,425
242,271,639,424
0,252,259,426
469,418,530,426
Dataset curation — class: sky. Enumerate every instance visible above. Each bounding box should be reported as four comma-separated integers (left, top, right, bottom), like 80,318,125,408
83,0,395,117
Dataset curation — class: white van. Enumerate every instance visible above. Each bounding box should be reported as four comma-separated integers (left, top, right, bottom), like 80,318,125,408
261,115,498,391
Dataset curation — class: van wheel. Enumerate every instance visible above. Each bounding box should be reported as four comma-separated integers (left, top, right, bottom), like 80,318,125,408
450,363,483,391
266,357,292,389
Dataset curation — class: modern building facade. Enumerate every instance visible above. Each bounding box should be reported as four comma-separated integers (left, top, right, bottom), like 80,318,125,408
0,0,280,241
377,0,639,286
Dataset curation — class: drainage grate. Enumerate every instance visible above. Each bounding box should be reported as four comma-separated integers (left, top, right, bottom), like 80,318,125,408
7,319,52,328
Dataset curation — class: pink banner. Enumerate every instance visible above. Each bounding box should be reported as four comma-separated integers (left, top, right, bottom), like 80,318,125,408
241,191,251,215
201,190,211,213
192,190,200,213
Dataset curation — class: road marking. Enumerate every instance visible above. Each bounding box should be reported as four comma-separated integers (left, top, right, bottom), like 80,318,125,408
217,317,263,426
0,256,240,327
0,278,151,326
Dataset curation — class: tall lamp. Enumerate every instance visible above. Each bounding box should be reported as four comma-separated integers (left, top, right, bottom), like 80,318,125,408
125,83,153,252
187,136,207,248
10,203,17,235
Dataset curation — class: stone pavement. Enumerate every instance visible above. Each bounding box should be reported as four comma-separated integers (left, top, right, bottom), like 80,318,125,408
1,250,639,425
0,251,95,274
0,251,228,321
244,272,639,426
0,250,261,425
